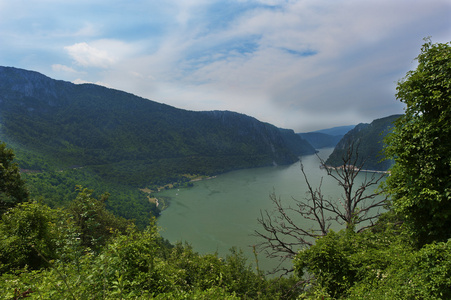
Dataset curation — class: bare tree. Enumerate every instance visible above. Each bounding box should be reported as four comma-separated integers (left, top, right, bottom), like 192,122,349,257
254,143,388,275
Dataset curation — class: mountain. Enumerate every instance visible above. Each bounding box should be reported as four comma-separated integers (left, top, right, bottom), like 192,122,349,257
298,132,343,149
0,66,317,226
314,125,356,136
0,66,315,187
299,125,355,149
325,115,402,171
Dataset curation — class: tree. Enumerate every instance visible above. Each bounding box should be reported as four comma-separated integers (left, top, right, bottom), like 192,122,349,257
384,39,451,247
0,141,29,214
293,225,451,299
67,186,131,252
0,201,68,273
254,143,387,275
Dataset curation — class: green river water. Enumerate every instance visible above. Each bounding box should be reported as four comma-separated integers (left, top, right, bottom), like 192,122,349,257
157,148,385,274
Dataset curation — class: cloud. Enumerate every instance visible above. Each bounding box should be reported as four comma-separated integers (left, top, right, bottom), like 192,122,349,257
1,0,450,132
95,0,448,131
64,42,116,68
64,39,141,70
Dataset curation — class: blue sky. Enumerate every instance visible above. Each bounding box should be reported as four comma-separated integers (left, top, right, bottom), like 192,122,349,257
1,0,450,131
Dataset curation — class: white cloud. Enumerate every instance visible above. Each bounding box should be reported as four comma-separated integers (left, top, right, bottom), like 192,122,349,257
3,0,448,131
64,42,115,68
64,39,143,70
89,0,447,131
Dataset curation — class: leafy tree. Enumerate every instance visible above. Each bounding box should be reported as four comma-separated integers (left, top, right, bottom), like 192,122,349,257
0,218,295,299
0,141,29,214
384,39,451,246
346,238,451,299
67,186,131,252
0,201,69,273
294,222,451,299
294,230,360,298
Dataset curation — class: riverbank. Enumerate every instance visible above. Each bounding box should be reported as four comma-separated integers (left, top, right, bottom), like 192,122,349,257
140,174,218,210
190,175,217,182
320,164,390,174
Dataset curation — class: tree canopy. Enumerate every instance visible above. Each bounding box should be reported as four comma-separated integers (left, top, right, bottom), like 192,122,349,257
384,39,451,246
0,141,28,214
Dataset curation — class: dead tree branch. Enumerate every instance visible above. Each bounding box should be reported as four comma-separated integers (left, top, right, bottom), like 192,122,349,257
254,142,388,275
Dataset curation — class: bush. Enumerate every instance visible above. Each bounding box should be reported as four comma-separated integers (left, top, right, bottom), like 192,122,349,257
0,201,70,273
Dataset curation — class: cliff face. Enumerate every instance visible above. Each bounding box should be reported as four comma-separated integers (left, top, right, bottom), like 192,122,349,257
0,66,313,185
201,110,316,164
325,115,402,171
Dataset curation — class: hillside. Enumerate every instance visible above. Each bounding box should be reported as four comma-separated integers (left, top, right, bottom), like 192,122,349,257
0,66,315,182
325,115,402,171
0,66,315,224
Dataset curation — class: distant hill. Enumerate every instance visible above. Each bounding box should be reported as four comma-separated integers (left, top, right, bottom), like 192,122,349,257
0,66,315,186
314,125,356,136
325,115,402,171
299,125,355,149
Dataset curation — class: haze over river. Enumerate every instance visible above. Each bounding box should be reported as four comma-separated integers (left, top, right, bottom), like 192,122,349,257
157,148,385,274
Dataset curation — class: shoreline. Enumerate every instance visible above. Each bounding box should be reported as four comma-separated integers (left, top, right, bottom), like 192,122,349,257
320,164,390,174
140,175,218,209
189,175,217,182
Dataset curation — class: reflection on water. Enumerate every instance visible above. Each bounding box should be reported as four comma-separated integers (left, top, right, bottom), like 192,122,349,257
157,148,385,274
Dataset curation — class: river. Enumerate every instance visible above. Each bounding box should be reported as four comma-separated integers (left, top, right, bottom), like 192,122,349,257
157,148,385,274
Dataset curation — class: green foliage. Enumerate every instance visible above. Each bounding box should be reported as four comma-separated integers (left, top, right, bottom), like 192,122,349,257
295,230,357,298
347,240,451,299
293,211,451,299
0,201,70,273
294,224,409,299
288,40,451,299
0,141,29,214
0,202,295,299
384,40,451,246
67,186,132,252
165,244,269,297
23,169,157,229
0,149,293,298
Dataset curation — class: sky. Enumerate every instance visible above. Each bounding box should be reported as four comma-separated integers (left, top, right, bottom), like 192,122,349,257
1,0,450,132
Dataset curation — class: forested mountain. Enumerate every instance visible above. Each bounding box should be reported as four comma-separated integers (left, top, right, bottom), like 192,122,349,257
0,66,314,183
325,115,402,171
314,125,356,136
299,125,355,149
0,66,314,224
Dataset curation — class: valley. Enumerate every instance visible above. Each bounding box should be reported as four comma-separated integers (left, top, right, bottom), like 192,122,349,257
0,66,315,227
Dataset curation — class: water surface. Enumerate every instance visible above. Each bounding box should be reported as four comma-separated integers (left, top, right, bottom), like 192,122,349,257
157,148,384,273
